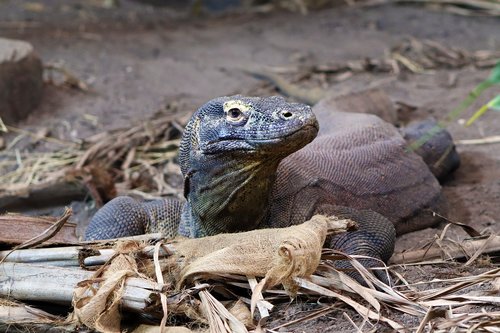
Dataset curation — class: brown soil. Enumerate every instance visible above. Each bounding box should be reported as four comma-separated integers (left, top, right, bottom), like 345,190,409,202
1,1,499,331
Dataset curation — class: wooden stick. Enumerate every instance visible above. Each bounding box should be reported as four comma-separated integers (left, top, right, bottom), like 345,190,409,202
390,235,500,264
456,135,500,145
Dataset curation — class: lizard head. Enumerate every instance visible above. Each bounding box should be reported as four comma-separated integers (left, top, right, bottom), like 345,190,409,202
177,95,319,237
179,95,319,175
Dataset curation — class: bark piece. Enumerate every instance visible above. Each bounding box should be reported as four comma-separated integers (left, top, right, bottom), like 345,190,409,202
0,214,78,245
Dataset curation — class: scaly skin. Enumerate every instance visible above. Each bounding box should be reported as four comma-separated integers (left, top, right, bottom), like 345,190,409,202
177,96,319,237
86,96,321,240
86,95,460,281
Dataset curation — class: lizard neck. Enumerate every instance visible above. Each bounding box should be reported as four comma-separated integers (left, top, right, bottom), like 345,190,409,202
181,152,282,237
176,95,319,238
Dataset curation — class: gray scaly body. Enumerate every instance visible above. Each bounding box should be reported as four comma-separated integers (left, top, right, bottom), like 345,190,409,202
85,95,459,279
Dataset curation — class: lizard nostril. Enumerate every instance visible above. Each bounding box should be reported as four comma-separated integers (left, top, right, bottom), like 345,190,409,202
281,110,293,119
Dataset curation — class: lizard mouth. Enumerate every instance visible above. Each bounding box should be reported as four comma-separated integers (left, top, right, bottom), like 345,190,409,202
265,122,319,153
253,122,318,144
203,122,319,154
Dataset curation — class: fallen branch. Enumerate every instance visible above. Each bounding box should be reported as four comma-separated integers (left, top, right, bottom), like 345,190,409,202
0,179,87,211
390,235,500,264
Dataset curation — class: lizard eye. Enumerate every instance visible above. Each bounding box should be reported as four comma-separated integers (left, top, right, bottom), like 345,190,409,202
226,108,244,122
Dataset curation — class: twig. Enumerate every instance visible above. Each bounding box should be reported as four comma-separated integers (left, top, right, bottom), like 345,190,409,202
270,305,336,331
456,135,500,145
390,235,500,264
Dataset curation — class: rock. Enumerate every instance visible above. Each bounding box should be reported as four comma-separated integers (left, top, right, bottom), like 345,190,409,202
0,38,43,124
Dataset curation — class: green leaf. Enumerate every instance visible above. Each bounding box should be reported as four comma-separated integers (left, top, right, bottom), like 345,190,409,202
407,62,499,150
466,104,490,126
487,61,500,85
488,94,500,111
465,94,500,126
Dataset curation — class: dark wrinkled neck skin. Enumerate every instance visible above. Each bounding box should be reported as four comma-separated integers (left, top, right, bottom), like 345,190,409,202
177,95,318,238
179,152,282,237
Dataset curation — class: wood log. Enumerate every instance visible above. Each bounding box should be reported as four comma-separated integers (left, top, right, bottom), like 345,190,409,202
0,180,87,211
390,235,500,264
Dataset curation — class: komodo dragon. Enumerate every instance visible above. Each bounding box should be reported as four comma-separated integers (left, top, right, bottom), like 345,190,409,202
85,95,459,279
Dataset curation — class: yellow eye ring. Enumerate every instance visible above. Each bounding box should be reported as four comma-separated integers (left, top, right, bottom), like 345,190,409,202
223,100,251,123
227,108,243,122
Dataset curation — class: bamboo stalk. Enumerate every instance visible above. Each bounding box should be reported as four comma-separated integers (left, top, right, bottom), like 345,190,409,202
0,243,175,268
1,218,351,266
0,246,82,263
0,263,162,312
0,263,93,303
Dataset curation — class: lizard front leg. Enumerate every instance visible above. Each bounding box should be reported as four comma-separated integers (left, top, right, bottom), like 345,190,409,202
84,196,184,240
316,204,396,285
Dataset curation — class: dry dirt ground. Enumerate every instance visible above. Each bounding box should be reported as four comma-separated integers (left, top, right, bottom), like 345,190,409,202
1,1,499,332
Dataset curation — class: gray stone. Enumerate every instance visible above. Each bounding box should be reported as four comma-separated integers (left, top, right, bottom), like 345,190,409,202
0,38,43,124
